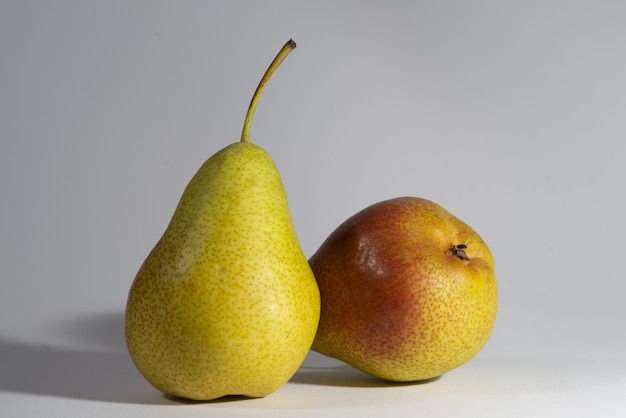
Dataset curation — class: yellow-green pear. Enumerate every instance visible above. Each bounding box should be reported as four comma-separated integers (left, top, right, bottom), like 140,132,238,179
125,40,320,401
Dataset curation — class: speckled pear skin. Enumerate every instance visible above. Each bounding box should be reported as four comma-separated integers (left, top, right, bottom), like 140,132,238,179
125,141,320,400
309,197,497,382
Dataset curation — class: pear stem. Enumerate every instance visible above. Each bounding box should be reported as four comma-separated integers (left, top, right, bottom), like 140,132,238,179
240,39,297,143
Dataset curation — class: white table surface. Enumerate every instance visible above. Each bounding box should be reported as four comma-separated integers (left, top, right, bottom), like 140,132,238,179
3,345,625,417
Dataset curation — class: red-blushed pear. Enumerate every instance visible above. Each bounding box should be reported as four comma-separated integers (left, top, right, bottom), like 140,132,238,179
309,197,497,382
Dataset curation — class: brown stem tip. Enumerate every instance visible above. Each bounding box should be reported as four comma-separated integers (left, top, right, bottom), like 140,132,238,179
448,244,470,261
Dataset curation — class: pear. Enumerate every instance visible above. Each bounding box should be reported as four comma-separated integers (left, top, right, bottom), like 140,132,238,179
309,197,497,382
125,40,320,401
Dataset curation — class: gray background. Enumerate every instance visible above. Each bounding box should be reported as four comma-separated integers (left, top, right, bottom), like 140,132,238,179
2,1,625,416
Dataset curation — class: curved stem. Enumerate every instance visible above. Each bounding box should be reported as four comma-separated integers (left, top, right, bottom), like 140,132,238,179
240,39,296,143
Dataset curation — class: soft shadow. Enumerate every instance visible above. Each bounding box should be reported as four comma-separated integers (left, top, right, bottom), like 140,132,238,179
55,311,127,352
167,394,256,405
291,364,441,388
0,311,177,405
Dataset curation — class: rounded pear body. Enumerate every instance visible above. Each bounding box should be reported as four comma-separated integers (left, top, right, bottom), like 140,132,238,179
125,142,320,400
309,197,497,382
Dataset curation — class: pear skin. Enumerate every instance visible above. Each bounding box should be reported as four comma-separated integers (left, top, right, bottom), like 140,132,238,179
125,40,320,400
309,197,497,382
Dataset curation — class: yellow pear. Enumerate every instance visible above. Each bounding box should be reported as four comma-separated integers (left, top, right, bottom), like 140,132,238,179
125,40,320,401
309,197,497,382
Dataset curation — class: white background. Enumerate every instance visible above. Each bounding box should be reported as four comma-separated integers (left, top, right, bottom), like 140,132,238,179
1,1,625,417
